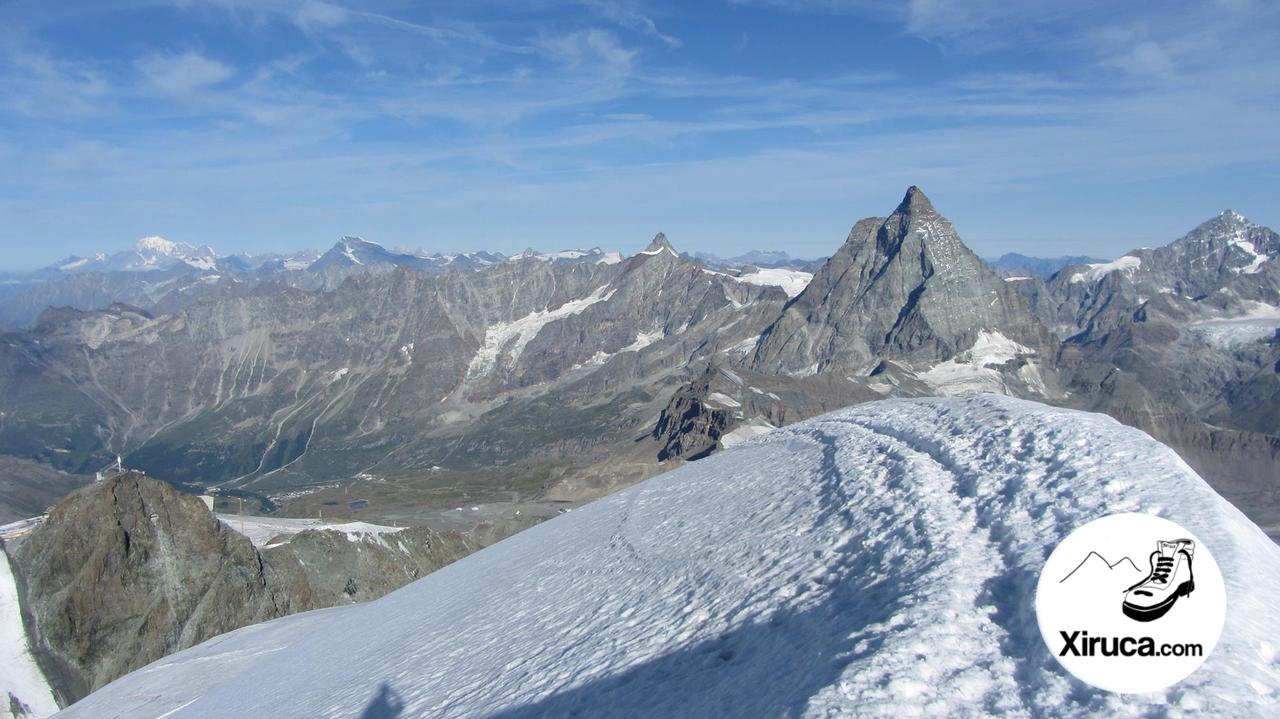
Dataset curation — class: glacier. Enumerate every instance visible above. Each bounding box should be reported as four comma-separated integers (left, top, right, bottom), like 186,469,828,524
54,396,1280,718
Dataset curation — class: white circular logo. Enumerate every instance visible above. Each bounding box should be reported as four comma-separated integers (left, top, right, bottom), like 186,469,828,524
1035,513,1225,694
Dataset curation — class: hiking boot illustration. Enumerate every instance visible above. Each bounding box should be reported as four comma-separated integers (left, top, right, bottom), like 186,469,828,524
1122,539,1195,622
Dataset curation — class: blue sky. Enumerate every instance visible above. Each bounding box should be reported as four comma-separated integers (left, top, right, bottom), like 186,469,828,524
1,0,1278,269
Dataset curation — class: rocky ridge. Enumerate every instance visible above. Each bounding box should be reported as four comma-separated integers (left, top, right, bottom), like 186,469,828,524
10,472,478,703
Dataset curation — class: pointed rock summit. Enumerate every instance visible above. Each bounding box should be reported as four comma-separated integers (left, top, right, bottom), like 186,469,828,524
644,232,676,255
750,186,1054,377
896,184,936,215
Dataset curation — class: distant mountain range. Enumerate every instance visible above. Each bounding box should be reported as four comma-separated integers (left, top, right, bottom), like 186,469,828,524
4,186,1279,709
691,249,824,272
0,237,817,328
0,186,1274,543
985,252,1108,279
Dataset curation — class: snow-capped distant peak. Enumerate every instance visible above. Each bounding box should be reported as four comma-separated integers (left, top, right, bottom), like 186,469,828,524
135,236,179,255
338,235,377,248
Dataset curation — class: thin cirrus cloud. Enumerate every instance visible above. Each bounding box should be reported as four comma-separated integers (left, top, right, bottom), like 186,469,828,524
136,51,236,95
0,0,1277,268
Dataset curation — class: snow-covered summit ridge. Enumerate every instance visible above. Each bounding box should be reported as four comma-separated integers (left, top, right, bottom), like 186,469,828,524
58,396,1280,718
134,236,181,255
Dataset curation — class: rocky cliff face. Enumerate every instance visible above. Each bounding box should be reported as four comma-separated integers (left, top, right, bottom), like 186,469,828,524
12,473,478,703
15,473,290,699
750,187,1056,381
650,368,733,462
0,233,785,496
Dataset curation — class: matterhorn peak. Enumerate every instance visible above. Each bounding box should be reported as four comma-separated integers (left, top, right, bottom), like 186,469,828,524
893,185,937,217
642,232,677,256
750,186,1052,377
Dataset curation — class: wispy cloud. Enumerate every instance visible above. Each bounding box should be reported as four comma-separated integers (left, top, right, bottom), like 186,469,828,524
0,0,1277,267
0,32,112,117
585,0,682,47
535,28,636,74
136,51,235,95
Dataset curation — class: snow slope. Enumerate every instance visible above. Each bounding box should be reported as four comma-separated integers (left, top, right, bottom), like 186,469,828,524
214,515,406,548
2,552,59,719
733,268,813,297
917,330,1042,396
56,396,1280,718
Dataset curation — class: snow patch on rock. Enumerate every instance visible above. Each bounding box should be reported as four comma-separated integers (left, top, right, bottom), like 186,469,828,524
733,268,813,298
705,392,741,409
1070,255,1142,283
217,515,405,549
1228,230,1270,274
918,330,1036,395
622,329,664,353
468,286,615,379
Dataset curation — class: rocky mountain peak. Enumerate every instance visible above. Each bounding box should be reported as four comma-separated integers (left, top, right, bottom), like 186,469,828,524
895,185,937,217
750,186,1053,380
1164,209,1278,279
644,232,676,255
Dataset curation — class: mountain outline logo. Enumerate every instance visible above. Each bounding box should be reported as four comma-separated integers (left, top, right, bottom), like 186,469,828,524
1057,551,1143,584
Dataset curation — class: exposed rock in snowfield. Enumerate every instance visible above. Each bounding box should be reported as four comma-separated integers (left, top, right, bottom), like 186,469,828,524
56,396,1280,718
10,473,477,704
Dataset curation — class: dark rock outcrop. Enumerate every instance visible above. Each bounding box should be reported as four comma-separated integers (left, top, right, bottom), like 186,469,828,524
651,369,732,462
12,473,478,703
